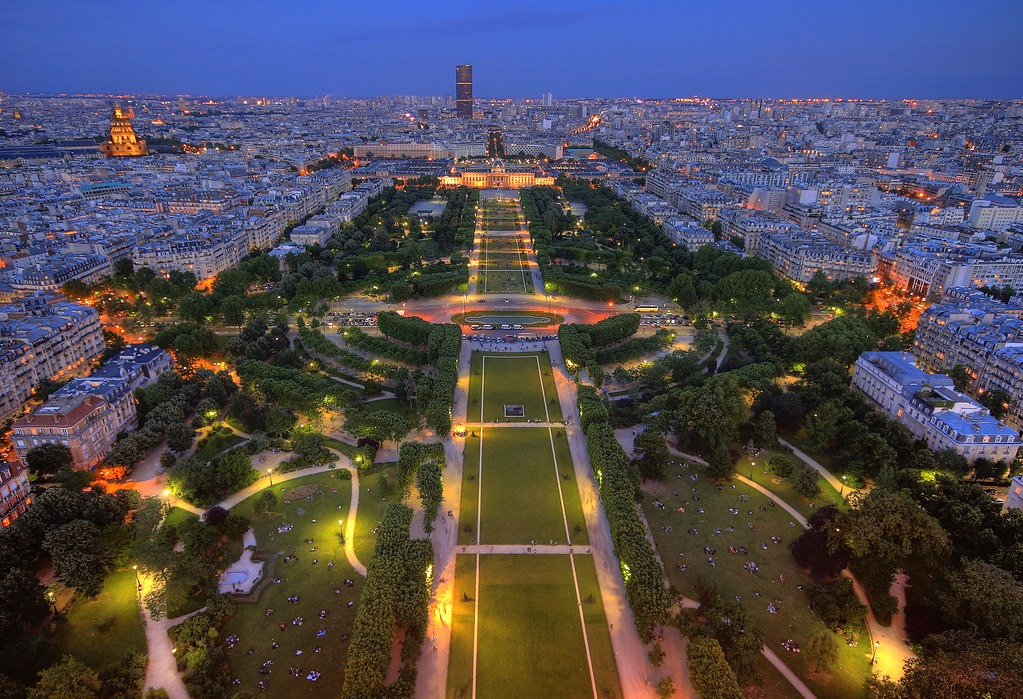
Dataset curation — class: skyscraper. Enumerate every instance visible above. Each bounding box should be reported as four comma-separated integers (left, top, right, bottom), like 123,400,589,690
455,64,473,119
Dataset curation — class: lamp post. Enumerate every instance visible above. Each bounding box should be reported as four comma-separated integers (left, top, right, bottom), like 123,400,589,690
840,475,847,496
338,519,345,544
871,640,879,665
133,565,141,592
749,461,755,480
267,468,273,487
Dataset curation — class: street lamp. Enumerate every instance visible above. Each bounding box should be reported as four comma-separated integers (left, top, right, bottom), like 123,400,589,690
840,475,847,496
871,640,880,665
133,565,141,592
338,519,345,544
749,461,755,480
267,468,274,487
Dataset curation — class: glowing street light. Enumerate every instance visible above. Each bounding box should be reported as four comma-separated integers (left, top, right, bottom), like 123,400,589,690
338,519,345,544
840,475,847,496
267,468,274,487
871,640,880,665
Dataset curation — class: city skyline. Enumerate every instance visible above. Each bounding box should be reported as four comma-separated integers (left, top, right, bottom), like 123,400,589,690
2,0,1022,99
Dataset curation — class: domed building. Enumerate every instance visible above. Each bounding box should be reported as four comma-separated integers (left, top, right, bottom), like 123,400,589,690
99,106,148,157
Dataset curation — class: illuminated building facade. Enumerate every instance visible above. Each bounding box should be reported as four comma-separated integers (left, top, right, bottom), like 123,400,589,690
99,106,148,157
440,159,555,189
456,64,473,119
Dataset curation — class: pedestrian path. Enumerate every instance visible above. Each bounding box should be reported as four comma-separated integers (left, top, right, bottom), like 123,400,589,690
776,437,842,491
455,543,592,555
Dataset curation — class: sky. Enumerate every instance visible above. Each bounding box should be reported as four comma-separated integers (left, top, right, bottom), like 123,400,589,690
2,0,1021,99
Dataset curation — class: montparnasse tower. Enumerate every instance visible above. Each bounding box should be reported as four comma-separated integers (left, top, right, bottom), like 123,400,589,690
100,105,148,157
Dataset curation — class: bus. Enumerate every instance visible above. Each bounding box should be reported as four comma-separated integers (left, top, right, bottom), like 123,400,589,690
634,305,660,313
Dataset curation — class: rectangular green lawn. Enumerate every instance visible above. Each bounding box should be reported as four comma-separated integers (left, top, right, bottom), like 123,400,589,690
448,554,616,699
471,353,562,423
480,252,525,270
459,427,586,546
480,269,530,294
52,570,146,673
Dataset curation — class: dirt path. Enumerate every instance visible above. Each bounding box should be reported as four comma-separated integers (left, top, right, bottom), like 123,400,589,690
775,437,843,492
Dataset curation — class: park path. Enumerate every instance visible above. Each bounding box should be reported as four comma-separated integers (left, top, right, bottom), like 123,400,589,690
139,572,206,698
415,339,473,699
142,448,365,697
775,437,843,492
762,646,817,699
548,340,693,698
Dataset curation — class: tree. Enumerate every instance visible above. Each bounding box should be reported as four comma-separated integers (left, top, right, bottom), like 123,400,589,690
220,295,246,328
252,491,277,518
656,676,675,699
944,559,1023,641
25,443,73,477
753,410,777,447
804,629,838,672
778,293,812,327
949,364,971,392
790,506,851,579
633,430,668,481
795,464,821,497
687,636,742,699
165,423,196,453
28,655,100,699
43,520,110,597
978,388,1012,420
0,569,49,639
840,489,950,601
704,597,764,683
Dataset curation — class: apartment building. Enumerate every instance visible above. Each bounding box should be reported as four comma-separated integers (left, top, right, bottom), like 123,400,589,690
132,229,249,281
11,344,171,470
754,231,875,283
0,461,31,528
851,351,1020,463
0,296,104,421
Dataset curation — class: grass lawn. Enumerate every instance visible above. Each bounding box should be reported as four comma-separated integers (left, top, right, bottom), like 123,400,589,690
480,270,530,294
738,451,848,520
195,431,246,462
459,427,587,546
351,462,404,566
469,352,563,424
482,236,527,251
223,472,361,697
320,435,356,457
479,252,526,270
52,570,146,673
642,462,870,698
447,554,618,699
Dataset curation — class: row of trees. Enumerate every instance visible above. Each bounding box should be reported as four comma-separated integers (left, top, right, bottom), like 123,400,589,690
424,324,462,436
595,328,674,365
579,388,670,641
397,442,445,532
341,504,432,698
342,327,429,365
559,313,642,375
298,328,406,383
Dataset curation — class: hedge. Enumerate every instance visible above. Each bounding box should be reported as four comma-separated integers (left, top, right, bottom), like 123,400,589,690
581,387,670,641
341,504,432,698
595,328,673,364
342,327,429,365
297,329,406,381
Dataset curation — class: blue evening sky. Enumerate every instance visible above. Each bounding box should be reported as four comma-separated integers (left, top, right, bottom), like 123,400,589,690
2,0,1020,98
